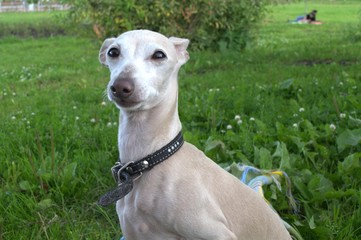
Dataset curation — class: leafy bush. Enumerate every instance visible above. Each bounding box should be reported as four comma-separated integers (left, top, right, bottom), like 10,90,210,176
66,0,269,50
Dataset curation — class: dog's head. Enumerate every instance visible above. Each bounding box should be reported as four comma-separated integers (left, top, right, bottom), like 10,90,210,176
99,30,190,111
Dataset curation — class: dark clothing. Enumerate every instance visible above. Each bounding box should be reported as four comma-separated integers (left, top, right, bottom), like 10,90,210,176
306,11,317,22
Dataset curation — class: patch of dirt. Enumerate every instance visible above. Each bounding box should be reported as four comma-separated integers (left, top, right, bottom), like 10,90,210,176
0,23,67,39
292,59,358,67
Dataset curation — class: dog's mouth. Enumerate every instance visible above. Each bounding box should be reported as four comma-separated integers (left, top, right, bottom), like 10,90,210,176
109,95,141,109
112,98,140,108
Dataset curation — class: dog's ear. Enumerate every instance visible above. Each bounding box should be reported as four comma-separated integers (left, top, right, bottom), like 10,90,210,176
99,38,116,66
169,37,190,65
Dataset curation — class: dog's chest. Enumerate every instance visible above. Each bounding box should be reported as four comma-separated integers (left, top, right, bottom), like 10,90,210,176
116,192,175,238
115,174,182,238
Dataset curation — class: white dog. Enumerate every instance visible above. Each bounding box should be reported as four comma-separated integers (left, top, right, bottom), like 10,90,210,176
98,30,291,240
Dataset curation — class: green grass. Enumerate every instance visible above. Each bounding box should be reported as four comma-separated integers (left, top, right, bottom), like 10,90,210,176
0,11,63,24
0,11,67,38
1,1,361,239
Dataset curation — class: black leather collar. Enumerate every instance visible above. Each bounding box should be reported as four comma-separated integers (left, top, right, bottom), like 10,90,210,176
98,132,184,206
112,131,184,181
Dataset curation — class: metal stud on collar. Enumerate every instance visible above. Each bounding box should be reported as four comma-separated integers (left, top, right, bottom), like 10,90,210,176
142,160,149,169
114,132,184,177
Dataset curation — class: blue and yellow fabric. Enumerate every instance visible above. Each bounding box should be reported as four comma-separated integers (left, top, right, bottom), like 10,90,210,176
226,163,303,240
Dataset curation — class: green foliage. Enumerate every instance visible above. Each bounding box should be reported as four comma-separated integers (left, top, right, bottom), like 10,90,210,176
1,2,361,239
66,0,269,50
337,129,361,152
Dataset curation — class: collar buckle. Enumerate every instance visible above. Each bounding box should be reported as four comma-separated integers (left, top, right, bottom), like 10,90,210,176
111,161,134,184
99,131,184,206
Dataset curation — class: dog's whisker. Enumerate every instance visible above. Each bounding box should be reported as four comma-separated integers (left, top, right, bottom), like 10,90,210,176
101,89,110,102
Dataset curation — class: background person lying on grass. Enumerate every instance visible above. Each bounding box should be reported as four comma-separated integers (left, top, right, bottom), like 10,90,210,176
290,10,322,24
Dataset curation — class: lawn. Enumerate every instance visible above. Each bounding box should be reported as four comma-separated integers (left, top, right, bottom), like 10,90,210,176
0,11,67,38
0,11,60,24
0,1,361,239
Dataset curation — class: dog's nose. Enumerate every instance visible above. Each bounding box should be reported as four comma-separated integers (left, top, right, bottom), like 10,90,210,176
110,78,135,99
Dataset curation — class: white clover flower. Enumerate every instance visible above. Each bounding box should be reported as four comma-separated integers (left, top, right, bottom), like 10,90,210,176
11,116,16,120
299,108,305,112
3,92,7,96
101,101,107,106
250,117,255,121
298,88,302,92
73,106,77,110
209,89,213,92
293,113,298,117
113,122,117,126
90,118,96,123
339,113,346,119
107,122,112,127
75,116,80,121
339,82,344,86
12,92,16,96
216,88,220,92
237,120,243,125
226,125,232,130
31,112,35,116
293,123,298,128
234,115,241,121
329,124,336,131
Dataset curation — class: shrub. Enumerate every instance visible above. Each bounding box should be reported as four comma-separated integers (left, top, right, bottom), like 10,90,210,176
66,0,269,50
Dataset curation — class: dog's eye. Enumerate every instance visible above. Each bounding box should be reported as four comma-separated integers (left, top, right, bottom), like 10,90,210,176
152,51,167,60
107,48,120,58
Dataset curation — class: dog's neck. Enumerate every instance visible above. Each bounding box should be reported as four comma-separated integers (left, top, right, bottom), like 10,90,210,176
117,82,181,164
